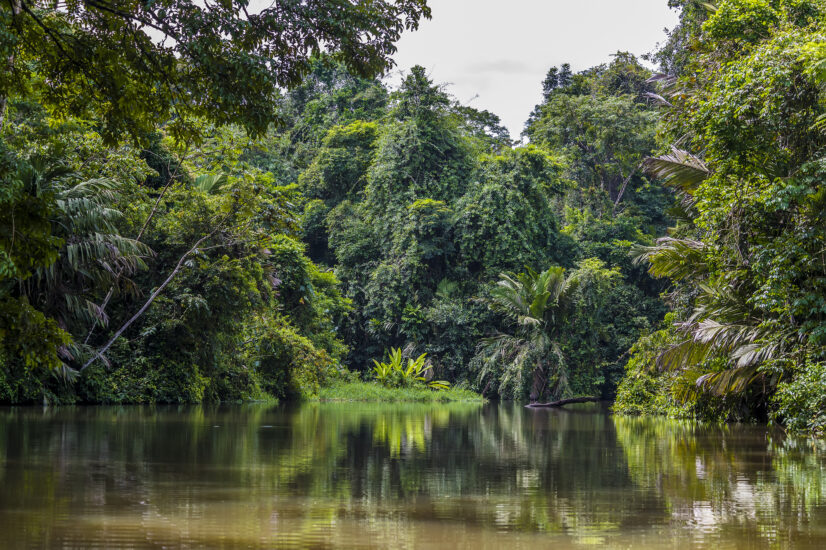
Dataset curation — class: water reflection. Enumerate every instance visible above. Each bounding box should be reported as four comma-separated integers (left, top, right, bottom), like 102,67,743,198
614,415,826,547
0,403,823,549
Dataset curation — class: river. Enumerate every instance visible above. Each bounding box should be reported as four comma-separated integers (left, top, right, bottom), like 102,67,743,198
0,403,823,548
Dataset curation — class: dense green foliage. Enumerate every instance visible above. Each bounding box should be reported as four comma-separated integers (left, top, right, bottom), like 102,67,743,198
0,1,427,404
614,0,826,435
286,58,670,403
0,103,352,403
0,0,429,143
2,0,823,435
0,42,669,405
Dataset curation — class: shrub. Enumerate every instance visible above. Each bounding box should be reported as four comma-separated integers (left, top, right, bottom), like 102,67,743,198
772,360,826,436
371,347,451,390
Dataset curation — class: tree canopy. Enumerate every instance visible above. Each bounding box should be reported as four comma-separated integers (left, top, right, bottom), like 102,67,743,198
1,0,430,142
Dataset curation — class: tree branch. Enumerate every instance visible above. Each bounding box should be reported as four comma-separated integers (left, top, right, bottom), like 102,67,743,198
83,143,189,344
80,225,220,371
613,161,644,213
525,396,602,408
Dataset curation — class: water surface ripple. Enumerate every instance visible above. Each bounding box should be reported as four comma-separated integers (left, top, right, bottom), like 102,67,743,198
0,403,823,549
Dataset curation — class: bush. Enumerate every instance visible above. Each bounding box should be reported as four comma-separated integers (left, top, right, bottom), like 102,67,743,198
255,320,339,400
772,360,826,436
613,328,684,416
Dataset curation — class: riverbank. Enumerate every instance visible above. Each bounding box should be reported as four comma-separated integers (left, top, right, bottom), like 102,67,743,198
315,381,485,403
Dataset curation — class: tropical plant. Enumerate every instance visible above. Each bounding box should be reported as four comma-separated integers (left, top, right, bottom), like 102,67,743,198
632,166,794,399
476,266,570,401
2,157,151,376
641,147,709,194
371,347,450,391
655,283,793,398
400,351,430,385
372,347,402,386
193,173,229,195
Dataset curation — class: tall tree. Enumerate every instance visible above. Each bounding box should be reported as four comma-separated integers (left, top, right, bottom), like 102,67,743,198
618,0,826,430
0,0,430,142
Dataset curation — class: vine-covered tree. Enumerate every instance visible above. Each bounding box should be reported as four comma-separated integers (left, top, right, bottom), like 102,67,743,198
0,0,430,142
615,0,826,434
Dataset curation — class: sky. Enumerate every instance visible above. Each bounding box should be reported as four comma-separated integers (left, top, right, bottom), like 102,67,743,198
387,0,680,140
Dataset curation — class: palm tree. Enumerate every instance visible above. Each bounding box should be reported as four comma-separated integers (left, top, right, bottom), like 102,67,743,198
476,266,570,402
655,281,793,398
10,159,151,375
635,147,794,398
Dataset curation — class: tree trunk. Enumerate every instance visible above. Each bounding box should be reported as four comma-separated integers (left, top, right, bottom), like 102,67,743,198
81,229,217,371
613,162,642,213
525,396,602,408
0,0,21,130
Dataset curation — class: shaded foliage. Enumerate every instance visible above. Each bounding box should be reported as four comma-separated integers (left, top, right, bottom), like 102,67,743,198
616,0,826,433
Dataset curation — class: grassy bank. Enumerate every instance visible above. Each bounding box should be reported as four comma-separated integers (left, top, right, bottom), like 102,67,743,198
315,381,485,403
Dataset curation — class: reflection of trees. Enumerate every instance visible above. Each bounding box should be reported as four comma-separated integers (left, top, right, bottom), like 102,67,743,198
764,437,826,521
434,404,672,539
613,415,826,546
0,405,823,548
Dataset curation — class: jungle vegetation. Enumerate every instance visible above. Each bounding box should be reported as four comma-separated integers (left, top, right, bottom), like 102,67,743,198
614,0,826,436
0,0,823,435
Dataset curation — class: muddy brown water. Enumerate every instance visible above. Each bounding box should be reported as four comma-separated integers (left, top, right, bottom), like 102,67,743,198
0,402,823,549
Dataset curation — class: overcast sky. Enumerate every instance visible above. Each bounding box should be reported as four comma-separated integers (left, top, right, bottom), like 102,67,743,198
387,0,680,139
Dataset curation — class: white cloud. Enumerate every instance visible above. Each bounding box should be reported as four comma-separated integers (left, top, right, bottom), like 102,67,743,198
389,0,680,139
464,59,535,75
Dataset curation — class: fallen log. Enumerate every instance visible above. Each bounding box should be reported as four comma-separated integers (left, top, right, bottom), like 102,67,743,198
526,396,602,408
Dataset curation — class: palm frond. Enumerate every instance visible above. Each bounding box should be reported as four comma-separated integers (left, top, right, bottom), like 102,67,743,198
477,266,571,400
17,162,153,339
653,282,796,398
193,174,230,195
643,92,673,107
696,363,761,397
643,147,710,193
631,237,707,281
427,380,451,390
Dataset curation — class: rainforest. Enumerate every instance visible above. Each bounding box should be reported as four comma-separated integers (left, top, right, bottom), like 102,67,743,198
1,0,825,438
2,1,826,547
